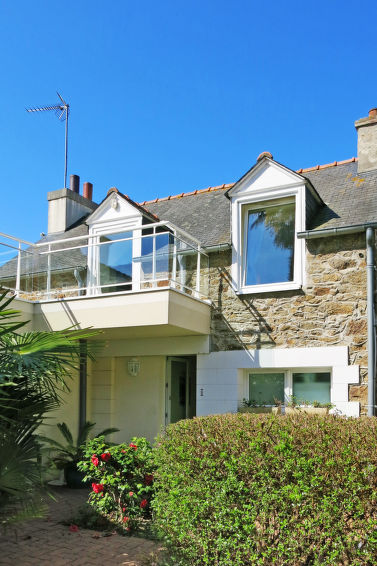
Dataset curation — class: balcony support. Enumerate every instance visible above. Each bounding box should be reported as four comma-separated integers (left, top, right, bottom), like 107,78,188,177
79,339,87,432
15,242,21,297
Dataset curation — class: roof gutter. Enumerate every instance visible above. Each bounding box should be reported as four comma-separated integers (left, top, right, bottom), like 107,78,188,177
298,222,376,417
204,243,231,253
297,222,377,240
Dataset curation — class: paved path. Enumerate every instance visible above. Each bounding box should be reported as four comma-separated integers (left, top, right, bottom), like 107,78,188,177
0,487,161,566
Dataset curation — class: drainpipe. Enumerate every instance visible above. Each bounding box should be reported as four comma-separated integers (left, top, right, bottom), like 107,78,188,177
297,223,376,416
79,339,87,431
366,228,375,416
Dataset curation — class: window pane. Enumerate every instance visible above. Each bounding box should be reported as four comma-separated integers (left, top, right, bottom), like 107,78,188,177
100,232,132,292
292,372,331,404
249,373,285,405
245,202,295,286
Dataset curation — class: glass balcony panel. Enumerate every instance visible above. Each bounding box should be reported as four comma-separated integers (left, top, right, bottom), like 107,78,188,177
0,244,18,291
139,232,173,289
199,252,209,299
175,246,197,296
0,224,209,302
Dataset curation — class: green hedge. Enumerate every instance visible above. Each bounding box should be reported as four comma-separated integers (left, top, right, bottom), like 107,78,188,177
152,413,377,565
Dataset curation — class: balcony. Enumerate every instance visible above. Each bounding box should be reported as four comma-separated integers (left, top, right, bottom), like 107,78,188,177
0,223,211,337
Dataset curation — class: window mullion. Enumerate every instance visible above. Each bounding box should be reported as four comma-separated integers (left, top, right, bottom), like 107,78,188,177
285,370,292,404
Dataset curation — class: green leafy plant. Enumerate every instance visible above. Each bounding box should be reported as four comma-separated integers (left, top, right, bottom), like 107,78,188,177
78,436,154,532
0,292,99,525
241,397,282,408
41,421,119,471
153,413,377,565
311,400,333,409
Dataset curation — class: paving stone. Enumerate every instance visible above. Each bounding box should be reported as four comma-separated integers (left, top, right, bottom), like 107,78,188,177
0,486,161,566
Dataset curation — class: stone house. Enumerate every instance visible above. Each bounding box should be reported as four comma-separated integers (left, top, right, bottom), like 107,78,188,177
1,107,377,440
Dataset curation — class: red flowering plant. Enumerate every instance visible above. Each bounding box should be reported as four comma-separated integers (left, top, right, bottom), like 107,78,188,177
77,436,154,532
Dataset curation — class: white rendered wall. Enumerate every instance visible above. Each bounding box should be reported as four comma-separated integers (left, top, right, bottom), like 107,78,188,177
197,346,359,417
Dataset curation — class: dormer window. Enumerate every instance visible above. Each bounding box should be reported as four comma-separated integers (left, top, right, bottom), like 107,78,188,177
227,153,322,294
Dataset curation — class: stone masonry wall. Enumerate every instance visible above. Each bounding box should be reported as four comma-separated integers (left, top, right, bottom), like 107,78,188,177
208,233,369,410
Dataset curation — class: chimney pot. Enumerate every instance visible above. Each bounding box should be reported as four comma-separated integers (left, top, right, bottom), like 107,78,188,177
70,174,80,194
83,182,93,200
369,108,377,119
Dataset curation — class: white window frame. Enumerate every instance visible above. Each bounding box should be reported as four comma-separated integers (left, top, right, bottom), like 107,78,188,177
244,367,332,406
232,184,305,294
87,217,142,295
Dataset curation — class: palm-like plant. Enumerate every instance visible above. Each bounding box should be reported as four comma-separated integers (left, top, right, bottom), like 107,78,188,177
41,420,118,471
0,292,99,525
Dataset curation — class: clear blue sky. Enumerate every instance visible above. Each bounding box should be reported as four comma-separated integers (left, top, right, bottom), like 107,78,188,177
1,0,377,241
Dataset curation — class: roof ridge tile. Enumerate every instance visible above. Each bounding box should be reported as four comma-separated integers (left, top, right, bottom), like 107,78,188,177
138,158,358,205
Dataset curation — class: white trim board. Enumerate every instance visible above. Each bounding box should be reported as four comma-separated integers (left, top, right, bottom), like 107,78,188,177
196,347,359,418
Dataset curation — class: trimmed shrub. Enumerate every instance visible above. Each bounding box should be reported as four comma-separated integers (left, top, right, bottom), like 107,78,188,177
78,436,154,531
153,413,377,565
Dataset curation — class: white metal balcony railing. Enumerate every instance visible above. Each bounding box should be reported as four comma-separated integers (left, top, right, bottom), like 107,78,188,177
0,222,209,303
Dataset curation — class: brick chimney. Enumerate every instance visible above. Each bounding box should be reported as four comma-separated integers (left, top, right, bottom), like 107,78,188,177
47,175,97,234
355,108,377,173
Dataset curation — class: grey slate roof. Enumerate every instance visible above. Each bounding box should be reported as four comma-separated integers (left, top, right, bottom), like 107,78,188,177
1,159,376,283
145,160,377,246
146,188,231,248
303,161,377,230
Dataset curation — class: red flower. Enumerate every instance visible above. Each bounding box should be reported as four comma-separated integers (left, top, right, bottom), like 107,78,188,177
121,449,126,453
126,527,131,532
123,516,130,523
129,443,137,450
140,499,148,509
69,524,79,532
144,474,154,485
100,452,111,462
92,482,104,494
128,491,134,497
122,507,126,512
91,454,99,467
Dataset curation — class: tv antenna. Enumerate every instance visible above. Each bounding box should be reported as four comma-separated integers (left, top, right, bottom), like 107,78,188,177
26,92,70,189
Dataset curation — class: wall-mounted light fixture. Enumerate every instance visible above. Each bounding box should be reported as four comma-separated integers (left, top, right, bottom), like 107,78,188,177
128,358,140,377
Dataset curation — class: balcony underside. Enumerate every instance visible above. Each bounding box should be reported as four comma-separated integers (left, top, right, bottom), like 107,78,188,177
15,288,210,338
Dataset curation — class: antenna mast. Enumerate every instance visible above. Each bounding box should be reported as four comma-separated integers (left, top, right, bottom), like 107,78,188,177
26,92,70,188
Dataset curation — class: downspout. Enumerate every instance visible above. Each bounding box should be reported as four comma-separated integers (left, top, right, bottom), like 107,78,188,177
79,339,87,430
298,223,376,416
366,228,375,416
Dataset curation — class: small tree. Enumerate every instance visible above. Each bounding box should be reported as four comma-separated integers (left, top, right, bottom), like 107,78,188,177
0,293,98,526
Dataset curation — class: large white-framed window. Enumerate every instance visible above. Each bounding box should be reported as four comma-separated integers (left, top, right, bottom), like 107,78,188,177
232,185,305,294
244,368,332,406
87,216,142,295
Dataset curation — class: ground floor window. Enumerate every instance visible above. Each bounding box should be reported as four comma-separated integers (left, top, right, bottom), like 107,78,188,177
248,369,331,406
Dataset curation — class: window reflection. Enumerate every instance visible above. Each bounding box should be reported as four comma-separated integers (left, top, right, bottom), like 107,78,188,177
245,201,295,286
100,232,132,293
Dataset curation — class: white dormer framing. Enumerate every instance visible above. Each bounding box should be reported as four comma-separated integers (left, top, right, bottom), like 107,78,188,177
86,192,144,294
227,157,319,294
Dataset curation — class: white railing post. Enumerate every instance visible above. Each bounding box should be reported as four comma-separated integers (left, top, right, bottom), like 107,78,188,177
152,226,157,288
172,230,177,289
47,243,51,299
196,245,201,298
15,242,21,297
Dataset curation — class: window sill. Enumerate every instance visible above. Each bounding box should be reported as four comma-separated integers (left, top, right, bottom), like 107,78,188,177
237,281,302,295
